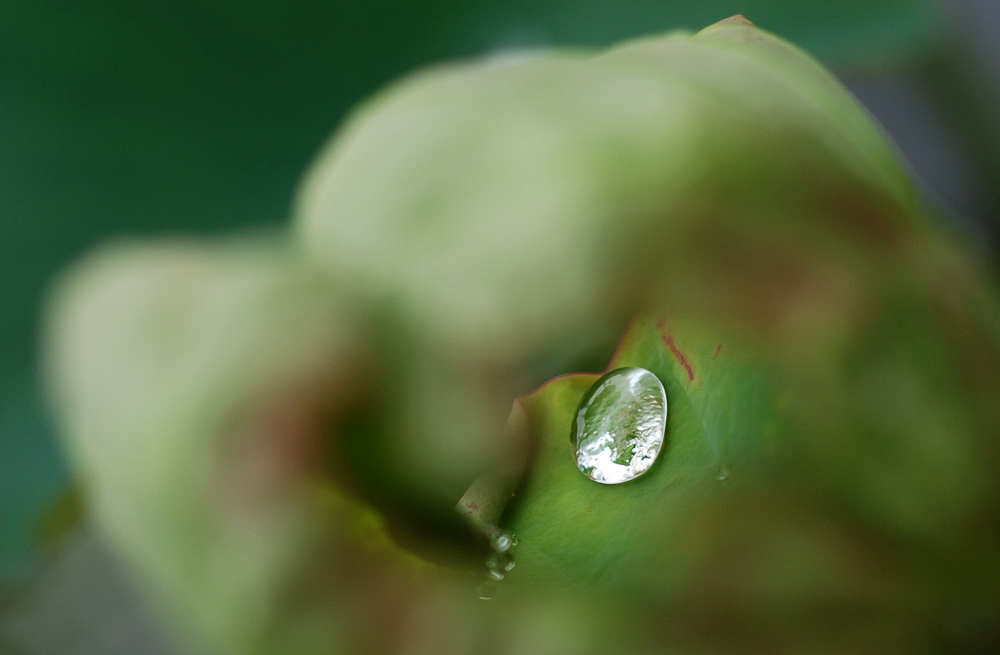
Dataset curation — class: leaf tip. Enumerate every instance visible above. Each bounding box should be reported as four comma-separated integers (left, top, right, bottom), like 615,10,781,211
710,14,757,29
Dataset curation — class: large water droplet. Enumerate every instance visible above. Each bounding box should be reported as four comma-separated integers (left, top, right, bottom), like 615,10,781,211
571,367,667,484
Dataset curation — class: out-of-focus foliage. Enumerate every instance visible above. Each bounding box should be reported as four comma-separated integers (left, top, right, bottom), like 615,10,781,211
35,14,1000,655
295,15,928,525
297,16,918,359
1,0,938,580
0,0,936,372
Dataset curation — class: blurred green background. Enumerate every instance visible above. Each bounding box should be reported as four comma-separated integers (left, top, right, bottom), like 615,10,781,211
2,0,999,622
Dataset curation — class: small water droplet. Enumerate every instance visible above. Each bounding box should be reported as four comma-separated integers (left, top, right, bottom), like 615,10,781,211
571,367,667,484
510,534,519,547
491,530,513,553
477,582,498,600
716,467,730,481
478,528,517,597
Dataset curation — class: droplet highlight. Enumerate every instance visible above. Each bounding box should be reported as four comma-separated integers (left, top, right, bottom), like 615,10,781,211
501,552,516,572
476,582,498,600
490,530,513,553
571,367,667,485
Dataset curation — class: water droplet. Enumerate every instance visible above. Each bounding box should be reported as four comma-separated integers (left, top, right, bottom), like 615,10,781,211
477,528,518,597
491,530,513,553
716,467,730,481
477,582,498,600
571,367,667,484
510,534,520,547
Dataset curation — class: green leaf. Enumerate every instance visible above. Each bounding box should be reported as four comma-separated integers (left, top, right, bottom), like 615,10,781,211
295,17,919,374
42,237,440,655
505,315,778,590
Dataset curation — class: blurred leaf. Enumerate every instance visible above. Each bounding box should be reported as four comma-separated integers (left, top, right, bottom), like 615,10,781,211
295,17,918,366
0,0,936,373
42,237,425,654
1,0,936,581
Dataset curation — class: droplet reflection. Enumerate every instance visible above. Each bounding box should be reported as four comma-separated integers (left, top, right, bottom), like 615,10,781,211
571,367,667,484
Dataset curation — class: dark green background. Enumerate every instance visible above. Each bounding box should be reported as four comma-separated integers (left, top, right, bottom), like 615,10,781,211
0,0,950,576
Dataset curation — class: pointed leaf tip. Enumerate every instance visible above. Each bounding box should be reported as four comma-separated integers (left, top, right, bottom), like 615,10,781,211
710,15,757,29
